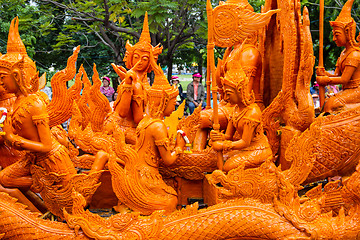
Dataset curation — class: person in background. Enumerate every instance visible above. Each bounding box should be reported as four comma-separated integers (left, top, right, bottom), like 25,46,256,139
186,73,206,114
100,76,115,102
110,92,118,108
171,76,184,108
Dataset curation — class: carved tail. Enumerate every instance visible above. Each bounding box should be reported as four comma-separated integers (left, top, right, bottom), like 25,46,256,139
48,46,82,128
283,106,360,185
0,192,89,239
64,191,309,239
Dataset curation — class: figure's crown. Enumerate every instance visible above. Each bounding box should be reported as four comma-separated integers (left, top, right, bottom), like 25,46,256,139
123,12,163,70
221,63,247,89
334,0,354,23
138,12,151,46
0,17,38,94
148,64,178,99
7,17,27,55
146,62,178,117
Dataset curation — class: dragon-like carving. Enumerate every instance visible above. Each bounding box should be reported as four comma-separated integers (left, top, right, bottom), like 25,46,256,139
2,156,360,239
30,165,103,219
0,192,89,239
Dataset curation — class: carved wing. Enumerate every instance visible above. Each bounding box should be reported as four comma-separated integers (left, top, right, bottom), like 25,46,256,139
212,4,279,47
47,46,81,128
89,64,111,132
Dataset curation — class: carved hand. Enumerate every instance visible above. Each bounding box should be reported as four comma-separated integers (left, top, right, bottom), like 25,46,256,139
2,117,16,146
111,63,127,81
210,130,224,142
123,69,137,85
315,66,327,76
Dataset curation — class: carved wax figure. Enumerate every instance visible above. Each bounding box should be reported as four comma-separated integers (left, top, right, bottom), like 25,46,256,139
109,12,162,144
193,0,278,151
316,0,360,113
210,66,272,172
0,83,24,169
116,50,186,215
0,18,108,190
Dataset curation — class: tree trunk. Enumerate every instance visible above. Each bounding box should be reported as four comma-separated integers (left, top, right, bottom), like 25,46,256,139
166,53,173,83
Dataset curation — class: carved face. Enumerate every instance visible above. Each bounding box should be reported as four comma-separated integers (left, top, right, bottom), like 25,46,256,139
332,27,347,47
0,69,18,94
163,96,177,117
223,84,241,105
132,50,150,72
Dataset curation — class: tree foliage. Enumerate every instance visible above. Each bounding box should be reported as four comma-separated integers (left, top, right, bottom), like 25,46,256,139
1,0,360,83
33,0,215,80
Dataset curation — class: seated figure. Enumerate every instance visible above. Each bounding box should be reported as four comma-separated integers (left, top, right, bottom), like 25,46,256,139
210,66,272,172
110,12,162,144
193,0,278,151
110,50,185,215
316,0,360,113
0,18,108,218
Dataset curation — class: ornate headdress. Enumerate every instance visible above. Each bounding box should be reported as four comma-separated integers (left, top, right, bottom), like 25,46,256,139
221,63,254,106
330,0,359,48
0,17,38,95
123,12,163,71
147,63,178,118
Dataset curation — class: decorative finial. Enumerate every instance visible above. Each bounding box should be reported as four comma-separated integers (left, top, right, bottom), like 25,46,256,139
7,17,27,55
139,12,151,45
150,63,177,97
335,0,354,23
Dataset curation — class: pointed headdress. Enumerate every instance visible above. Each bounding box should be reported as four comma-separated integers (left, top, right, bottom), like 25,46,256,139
123,12,163,71
147,63,178,117
0,17,38,94
221,62,254,106
330,0,359,48
330,0,354,27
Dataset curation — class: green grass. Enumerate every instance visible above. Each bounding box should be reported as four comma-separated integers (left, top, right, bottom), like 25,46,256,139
177,74,192,90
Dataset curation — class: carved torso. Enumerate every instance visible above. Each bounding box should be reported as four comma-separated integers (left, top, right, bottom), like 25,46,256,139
224,44,262,101
336,48,360,89
10,93,76,178
231,103,267,146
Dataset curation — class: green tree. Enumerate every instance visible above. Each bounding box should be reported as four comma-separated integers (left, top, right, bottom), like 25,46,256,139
35,0,213,80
